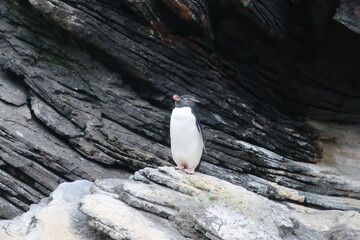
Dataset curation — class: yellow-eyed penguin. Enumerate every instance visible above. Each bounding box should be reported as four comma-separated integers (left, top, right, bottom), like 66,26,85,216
170,94,205,174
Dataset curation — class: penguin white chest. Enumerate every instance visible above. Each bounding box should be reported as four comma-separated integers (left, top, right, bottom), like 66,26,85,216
170,107,204,169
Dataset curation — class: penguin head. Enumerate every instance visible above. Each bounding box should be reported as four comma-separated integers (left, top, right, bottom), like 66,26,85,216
172,94,199,108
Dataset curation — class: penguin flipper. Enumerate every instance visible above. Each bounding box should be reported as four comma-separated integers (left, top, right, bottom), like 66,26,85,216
192,104,207,155
197,122,207,155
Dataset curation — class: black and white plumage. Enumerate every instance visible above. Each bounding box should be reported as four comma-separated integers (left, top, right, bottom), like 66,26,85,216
170,94,205,174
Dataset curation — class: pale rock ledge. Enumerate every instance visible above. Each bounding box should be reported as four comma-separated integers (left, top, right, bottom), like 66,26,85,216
1,167,360,240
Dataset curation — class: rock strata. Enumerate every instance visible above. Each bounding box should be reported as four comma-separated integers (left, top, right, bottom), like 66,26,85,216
0,0,360,223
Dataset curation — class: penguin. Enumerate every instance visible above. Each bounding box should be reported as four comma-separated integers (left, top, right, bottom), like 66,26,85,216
170,94,205,174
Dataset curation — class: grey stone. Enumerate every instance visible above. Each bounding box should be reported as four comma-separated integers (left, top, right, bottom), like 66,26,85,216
0,0,360,223
80,193,187,240
292,205,360,240
0,197,23,219
0,180,103,240
82,167,326,240
0,87,129,215
31,96,83,138
2,167,360,240
0,70,27,106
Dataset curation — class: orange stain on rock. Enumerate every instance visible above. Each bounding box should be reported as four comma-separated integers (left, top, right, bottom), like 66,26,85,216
162,0,193,20
355,6,360,16
150,21,167,34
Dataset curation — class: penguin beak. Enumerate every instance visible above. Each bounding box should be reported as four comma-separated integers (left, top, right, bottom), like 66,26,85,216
173,95,181,101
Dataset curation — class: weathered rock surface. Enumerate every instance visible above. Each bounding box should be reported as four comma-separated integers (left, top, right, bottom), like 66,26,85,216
0,180,103,240
0,0,360,222
292,206,360,240
335,0,360,34
2,167,360,240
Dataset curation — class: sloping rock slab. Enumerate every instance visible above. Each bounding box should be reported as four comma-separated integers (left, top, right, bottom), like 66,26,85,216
80,194,186,240
83,167,326,240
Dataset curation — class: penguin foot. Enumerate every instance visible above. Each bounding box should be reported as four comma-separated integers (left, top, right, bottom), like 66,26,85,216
175,165,184,170
183,168,195,174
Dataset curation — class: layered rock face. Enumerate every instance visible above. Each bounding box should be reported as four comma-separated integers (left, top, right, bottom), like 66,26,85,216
0,0,360,237
1,167,360,240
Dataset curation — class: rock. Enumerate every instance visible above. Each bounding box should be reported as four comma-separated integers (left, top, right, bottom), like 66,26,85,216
0,0,360,221
334,0,360,34
0,91,129,215
0,70,27,106
291,205,360,240
80,194,187,240
30,96,83,138
0,180,103,240
2,167,360,240
0,197,23,220
83,167,326,240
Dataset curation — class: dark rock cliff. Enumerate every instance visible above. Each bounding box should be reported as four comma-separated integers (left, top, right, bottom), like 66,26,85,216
0,0,360,220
